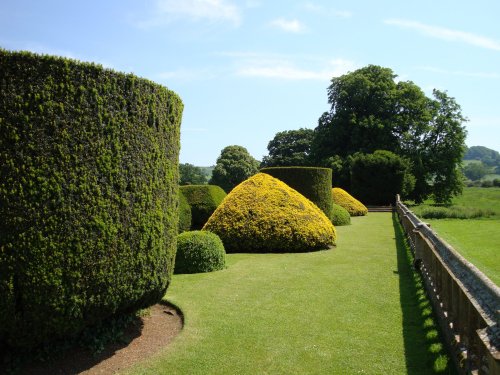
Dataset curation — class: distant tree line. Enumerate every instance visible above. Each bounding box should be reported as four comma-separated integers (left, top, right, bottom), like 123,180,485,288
179,163,210,185
462,146,500,181
464,146,500,167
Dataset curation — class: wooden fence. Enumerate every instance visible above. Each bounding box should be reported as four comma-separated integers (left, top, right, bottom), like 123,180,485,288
395,195,499,375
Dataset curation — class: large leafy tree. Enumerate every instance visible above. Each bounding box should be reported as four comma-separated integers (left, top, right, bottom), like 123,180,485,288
209,145,260,192
311,65,467,203
422,90,467,203
179,163,208,185
313,66,402,158
261,128,314,167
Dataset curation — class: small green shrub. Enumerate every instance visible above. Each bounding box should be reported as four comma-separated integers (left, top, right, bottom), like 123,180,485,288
481,180,494,188
178,191,192,233
203,173,336,253
175,231,226,274
331,203,351,226
419,206,495,219
180,185,227,229
493,179,500,187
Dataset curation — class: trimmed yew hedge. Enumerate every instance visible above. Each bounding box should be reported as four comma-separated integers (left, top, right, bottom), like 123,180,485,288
178,190,192,233
260,167,334,220
0,49,183,349
179,185,226,229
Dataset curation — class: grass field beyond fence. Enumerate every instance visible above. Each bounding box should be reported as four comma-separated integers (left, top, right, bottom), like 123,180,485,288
422,220,499,285
408,187,500,285
128,213,452,375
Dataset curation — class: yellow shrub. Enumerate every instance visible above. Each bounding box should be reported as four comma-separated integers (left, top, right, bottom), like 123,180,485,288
203,173,336,252
331,188,368,216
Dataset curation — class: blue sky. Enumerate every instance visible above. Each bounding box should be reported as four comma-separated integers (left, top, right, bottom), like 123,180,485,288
1,0,499,165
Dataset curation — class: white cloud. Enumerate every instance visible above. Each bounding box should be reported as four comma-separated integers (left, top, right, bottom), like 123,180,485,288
417,66,500,79
141,0,241,27
269,18,306,33
159,52,357,82
385,19,500,51
236,57,357,80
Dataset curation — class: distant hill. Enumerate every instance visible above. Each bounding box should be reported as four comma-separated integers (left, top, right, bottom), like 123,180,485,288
464,146,500,167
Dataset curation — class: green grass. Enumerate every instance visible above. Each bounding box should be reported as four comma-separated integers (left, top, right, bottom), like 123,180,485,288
450,187,500,210
407,187,500,285
127,213,452,375
423,220,500,285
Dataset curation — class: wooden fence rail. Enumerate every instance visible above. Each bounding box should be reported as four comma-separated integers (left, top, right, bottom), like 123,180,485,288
395,195,499,375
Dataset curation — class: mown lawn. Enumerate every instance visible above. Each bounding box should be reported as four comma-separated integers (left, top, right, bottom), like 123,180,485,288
423,220,499,285
127,213,451,375
409,187,500,285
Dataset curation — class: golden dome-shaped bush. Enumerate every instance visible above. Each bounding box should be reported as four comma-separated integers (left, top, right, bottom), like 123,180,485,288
331,188,368,216
203,173,336,253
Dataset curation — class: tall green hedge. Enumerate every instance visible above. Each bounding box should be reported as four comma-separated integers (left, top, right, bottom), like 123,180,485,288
0,49,183,349
350,150,415,205
179,185,227,229
260,167,334,220
178,190,192,233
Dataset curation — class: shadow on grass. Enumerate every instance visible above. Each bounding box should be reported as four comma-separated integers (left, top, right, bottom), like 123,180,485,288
392,212,456,375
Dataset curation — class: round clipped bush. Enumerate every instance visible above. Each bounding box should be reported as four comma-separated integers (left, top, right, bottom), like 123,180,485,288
260,166,334,220
175,231,226,274
332,188,368,216
0,50,183,349
178,190,192,233
179,185,227,229
331,203,351,226
203,173,336,253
